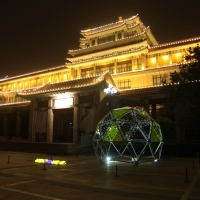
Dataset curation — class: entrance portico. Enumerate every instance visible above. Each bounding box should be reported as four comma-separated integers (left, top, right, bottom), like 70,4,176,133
17,72,116,143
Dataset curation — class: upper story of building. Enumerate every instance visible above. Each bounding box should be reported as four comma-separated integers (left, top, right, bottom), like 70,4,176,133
68,15,158,58
0,15,200,105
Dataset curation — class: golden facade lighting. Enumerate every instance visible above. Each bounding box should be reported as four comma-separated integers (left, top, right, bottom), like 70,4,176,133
163,55,169,60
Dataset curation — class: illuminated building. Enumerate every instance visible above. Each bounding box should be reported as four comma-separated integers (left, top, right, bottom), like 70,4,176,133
0,15,199,143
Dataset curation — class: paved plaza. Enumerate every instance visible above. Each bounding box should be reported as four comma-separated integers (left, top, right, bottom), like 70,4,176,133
0,151,199,200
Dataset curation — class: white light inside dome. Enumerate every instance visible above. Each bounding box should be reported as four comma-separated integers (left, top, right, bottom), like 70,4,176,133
106,157,111,161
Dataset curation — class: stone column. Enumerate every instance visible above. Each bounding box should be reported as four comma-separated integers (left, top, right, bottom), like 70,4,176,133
93,64,96,76
73,94,79,143
15,111,21,137
141,54,147,69
70,69,74,80
156,54,159,66
132,57,137,71
47,98,53,143
169,52,172,65
115,32,117,41
29,99,37,141
95,37,98,46
122,31,125,39
92,106,100,133
145,54,148,68
114,59,117,74
77,67,81,79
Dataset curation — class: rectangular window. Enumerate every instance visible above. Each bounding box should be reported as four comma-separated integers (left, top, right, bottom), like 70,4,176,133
92,40,95,46
116,60,132,73
74,70,78,79
96,68,103,75
81,71,86,78
118,33,122,40
15,96,21,102
153,74,168,85
96,64,114,75
81,67,93,78
9,97,14,103
118,79,131,89
127,31,134,37
98,35,114,44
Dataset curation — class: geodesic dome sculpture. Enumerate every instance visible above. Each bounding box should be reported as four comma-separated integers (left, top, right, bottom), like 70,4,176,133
93,107,163,165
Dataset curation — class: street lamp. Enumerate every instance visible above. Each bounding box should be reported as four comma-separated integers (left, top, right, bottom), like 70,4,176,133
104,84,117,110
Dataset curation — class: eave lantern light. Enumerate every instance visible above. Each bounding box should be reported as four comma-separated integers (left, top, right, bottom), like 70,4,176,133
104,84,117,110
104,84,117,95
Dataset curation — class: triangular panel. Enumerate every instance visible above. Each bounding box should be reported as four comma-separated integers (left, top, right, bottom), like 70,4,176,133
151,122,163,141
134,110,149,122
101,112,113,123
118,110,137,123
103,122,123,141
112,109,129,119
138,122,151,139
99,122,113,139
130,125,146,141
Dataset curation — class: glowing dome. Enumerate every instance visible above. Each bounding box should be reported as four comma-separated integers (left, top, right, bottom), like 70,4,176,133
93,107,163,165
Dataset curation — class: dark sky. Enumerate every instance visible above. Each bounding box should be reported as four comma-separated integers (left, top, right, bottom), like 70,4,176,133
1,0,200,77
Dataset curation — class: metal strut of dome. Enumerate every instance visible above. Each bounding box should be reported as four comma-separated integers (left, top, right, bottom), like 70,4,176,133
93,107,164,165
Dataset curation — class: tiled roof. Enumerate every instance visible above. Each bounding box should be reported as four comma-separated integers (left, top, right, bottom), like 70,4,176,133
17,72,116,96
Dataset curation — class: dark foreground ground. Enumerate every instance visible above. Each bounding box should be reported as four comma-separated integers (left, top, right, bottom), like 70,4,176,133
0,151,199,200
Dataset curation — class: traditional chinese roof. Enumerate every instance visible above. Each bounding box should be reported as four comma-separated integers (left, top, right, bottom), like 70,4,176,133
80,15,139,36
17,71,116,97
118,85,162,96
0,101,31,108
0,65,65,83
68,15,158,57
149,36,200,51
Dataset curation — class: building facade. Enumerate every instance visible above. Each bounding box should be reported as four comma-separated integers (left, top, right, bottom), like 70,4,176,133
0,15,199,143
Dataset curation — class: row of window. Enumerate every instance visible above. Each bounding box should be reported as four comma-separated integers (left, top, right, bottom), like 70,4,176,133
1,96,27,104
1,72,168,94
118,80,131,89
153,74,168,85
80,61,133,78
148,49,184,58
89,30,138,46
1,72,69,92
0,74,167,104
116,61,132,73
117,74,168,89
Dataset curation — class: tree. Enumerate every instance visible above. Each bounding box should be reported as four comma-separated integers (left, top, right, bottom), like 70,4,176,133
170,45,200,83
169,44,200,137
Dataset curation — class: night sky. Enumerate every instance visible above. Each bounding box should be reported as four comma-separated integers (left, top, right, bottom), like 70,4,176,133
1,0,200,77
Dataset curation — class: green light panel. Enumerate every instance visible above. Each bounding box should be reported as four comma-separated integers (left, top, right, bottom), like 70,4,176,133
112,109,129,119
103,122,123,141
151,122,163,141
